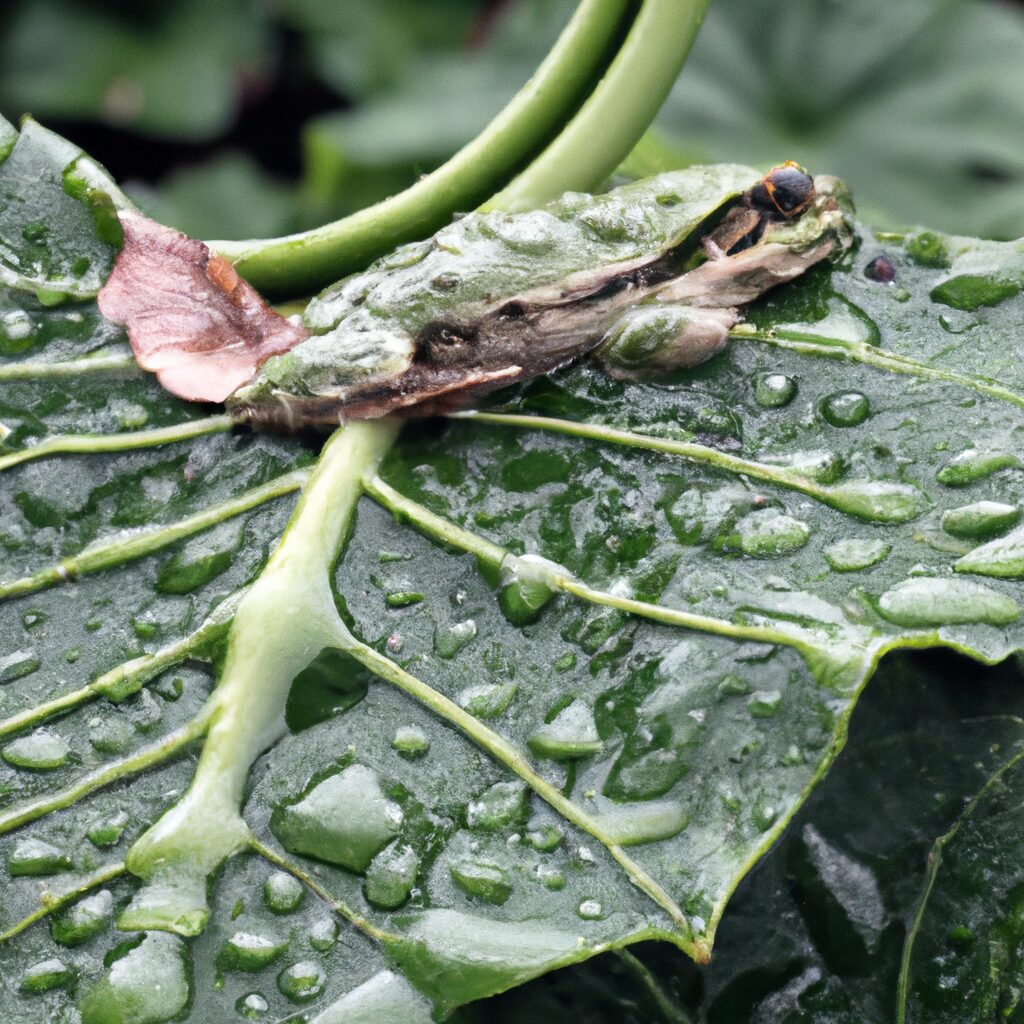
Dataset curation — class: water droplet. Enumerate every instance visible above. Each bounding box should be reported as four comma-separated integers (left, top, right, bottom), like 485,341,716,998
0,648,41,684
528,700,602,760
450,858,512,905
89,715,134,755
954,524,1024,579
823,480,926,524
308,918,339,953
433,619,477,659
753,373,797,408
592,800,689,845
87,811,129,849
905,231,950,269
467,781,527,831
154,675,185,703
386,591,425,608
761,450,846,484
748,690,783,718
263,872,304,914
217,932,287,973
820,391,870,427
718,509,810,557
457,681,518,719
752,796,778,832
236,992,269,1019
525,824,563,852
937,449,1020,486
824,538,891,572
155,522,241,595
877,577,1020,627
603,748,687,802
537,866,566,890
942,501,1020,540
272,764,403,872
20,958,75,995
392,725,430,760
577,899,604,920
864,254,897,284
2,728,69,770
931,274,1020,311
79,932,191,1024
277,961,326,1004
51,890,114,946
717,674,753,698
0,309,34,356
364,841,420,909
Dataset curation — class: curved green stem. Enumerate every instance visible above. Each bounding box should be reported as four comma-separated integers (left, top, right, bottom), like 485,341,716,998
0,469,308,602
0,414,232,473
212,0,634,295
0,862,127,942
485,0,710,212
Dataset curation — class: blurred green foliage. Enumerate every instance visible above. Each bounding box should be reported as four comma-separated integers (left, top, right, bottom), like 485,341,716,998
1,0,1021,241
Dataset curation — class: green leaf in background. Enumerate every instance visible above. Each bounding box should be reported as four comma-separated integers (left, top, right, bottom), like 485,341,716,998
657,0,1024,238
0,0,270,141
3,115,1024,1020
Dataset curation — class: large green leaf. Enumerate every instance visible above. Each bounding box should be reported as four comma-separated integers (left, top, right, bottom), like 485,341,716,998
2,117,1024,1021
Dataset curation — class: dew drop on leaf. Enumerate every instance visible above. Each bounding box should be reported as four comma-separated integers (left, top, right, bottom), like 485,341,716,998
753,372,797,408
308,917,339,952
364,841,420,909
877,577,1021,627
235,992,269,1019
272,764,403,872
392,725,430,760
824,538,891,572
51,889,114,946
450,858,512,905
457,681,518,719
2,728,69,770
0,648,41,684
217,932,287,973
277,960,327,1003
941,501,1020,540
433,619,477,659
820,390,870,427
936,448,1020,486
577,898,604,920
263,872,304,915
19,958,75,995
527,700,602,760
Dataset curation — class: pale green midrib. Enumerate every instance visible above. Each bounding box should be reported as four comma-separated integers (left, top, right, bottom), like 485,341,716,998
0,598,233,739
736,328,1024,412
339,630,696,947
894,746,1024,1022
0,710,212,836
249,838,398,946
0,414,233,473
0,469,309,602
0,862,127,943
362,473,816,659
0,354,139,380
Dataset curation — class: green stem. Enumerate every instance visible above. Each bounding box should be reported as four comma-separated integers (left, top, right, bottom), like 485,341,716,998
0,353,139,380
451,410,924,524
0,414,232,473
737,328,1024,412
211,0,634,295
0,593,237,739
485,0,710,212
363,473,814,657
0,862,127,943
0,712,211,836
0,469,309,602
121,421,399,935
339,630,696,949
